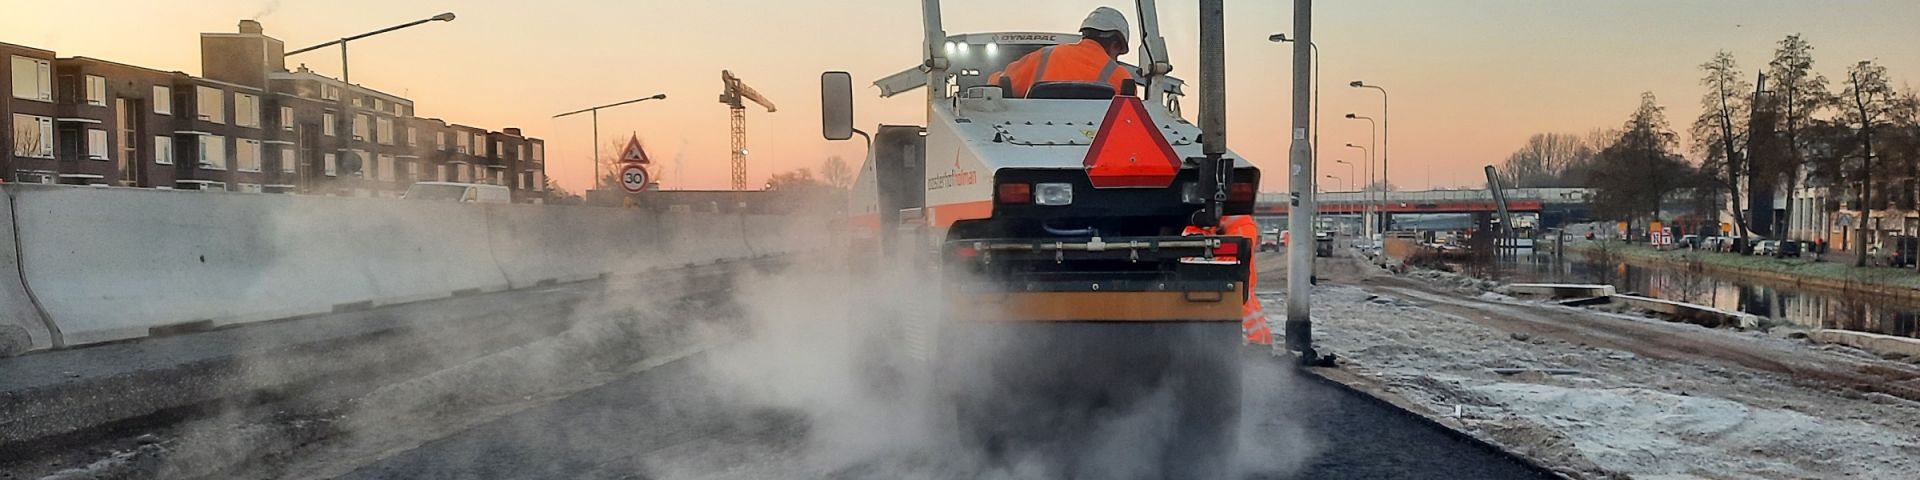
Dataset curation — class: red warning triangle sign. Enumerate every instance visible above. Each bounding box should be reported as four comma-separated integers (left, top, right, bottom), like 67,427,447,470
1083,96,1180,188
620,134,651,164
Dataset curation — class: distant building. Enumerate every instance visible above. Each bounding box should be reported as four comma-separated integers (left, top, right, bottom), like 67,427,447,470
0,20,545,201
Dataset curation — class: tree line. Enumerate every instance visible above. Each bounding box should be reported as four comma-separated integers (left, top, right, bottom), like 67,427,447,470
1498,34,1920,259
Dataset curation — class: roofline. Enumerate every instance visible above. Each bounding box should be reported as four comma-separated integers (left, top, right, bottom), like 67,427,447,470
0,41,56,55
60,56,187,77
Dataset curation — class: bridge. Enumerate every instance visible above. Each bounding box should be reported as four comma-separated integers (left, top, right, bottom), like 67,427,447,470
1254,187,1595,228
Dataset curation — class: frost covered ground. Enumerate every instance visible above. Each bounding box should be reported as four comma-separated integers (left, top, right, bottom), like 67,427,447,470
1269,255,1920,479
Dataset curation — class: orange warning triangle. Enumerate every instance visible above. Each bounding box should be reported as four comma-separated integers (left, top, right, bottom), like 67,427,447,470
620,134,651,164
1083,96,1180,188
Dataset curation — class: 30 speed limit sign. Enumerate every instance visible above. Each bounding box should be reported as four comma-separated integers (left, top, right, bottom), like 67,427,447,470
619,164,650,194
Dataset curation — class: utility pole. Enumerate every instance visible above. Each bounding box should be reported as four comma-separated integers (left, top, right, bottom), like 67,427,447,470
1284,0,1317,360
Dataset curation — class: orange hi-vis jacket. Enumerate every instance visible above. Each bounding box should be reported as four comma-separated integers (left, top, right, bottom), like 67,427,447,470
987,39,1132,98
1183,216,1271,345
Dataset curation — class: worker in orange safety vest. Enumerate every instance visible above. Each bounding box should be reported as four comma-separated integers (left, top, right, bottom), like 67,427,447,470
986,6,1136,98
1184,215,1271,345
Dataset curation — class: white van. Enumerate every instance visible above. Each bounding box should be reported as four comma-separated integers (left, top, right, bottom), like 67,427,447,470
403,182,511,204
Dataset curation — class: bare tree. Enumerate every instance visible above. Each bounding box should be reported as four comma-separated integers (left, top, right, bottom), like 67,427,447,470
820,155,854,189
1690,50,1754,238
1841,60,1896,266
1765,34,1835,234
1590,92,1694,229
1497,133,1595,188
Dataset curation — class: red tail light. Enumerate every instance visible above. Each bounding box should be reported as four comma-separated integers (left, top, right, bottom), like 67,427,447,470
955,244,979,257
1214,241,1240,257
1229,181,1256,203
998,183,1031,204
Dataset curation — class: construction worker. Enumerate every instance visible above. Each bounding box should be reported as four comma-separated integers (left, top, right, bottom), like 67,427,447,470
1184,215,1271,345
986,6,1134,98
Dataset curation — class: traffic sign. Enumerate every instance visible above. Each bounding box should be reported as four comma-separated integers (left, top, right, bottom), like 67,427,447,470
620,134,651,164
620,164,650,194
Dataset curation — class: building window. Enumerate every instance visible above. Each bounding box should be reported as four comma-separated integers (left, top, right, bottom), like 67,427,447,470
11,114,54,158
280,106,294,131
323,153,337,176
199,135,227,170
323,112,336,136
372,98,384,112
155,136,174,165
280,148,296,173
407,160,419,179
235,93,260,128
477,134,488,155
237,183,262,193
10,56,52,102
153,85,172,115
237,139,262,172
353,114,369,141
455,133,469,154
378,154,395,180
436,131,447,151
84,75,106,106
376,117,393,145
406,127,417,147
195,86,225,124
533,172,544,191
87,129,109,160
532,143,544,161
492,141,502,158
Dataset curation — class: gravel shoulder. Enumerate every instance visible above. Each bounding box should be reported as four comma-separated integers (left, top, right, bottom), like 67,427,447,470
1267,252,1920,479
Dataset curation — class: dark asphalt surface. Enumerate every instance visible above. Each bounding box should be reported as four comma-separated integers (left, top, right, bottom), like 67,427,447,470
340,348,1555,480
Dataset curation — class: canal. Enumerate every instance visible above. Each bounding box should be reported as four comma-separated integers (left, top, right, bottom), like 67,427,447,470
1479,249,1920,339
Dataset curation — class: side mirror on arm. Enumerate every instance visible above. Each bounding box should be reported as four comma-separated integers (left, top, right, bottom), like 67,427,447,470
821,71,854,141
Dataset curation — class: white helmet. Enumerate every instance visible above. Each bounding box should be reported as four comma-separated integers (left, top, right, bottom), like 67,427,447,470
1080,6,1131,54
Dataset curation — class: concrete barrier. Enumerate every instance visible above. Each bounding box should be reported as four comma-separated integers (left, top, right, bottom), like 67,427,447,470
1807,329,1920,358
0,192,52,355
1507,283,1615,299
1612,294,1760,330
0,184,827,353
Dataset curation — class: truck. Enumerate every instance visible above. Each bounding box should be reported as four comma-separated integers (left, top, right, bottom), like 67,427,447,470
819,0,1257,473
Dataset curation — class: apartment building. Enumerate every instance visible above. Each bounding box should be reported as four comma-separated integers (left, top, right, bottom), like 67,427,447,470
0,21,545,201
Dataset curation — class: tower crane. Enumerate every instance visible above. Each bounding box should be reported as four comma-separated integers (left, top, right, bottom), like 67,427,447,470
719,70,776,191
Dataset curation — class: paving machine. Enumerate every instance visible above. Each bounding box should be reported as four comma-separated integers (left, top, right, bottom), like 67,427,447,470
820,0,1257,473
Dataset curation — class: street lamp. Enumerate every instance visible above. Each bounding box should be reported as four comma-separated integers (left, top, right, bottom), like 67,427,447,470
1324,174,1343,193
553,93,668,192
1343,139,1373,236
1269,34,1318,162
286,12,456,183
1351,81,1389,231
1333,159,1356,192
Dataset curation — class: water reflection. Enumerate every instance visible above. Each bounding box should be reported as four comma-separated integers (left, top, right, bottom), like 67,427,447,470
1484,250,1920,338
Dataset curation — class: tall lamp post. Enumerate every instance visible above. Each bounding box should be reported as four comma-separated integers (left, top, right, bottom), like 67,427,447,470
1268,34,1318,162
553,93,668,192
286,13,456,184
1324,174,1343,193
1343,139,1372,235
1334,159,1356,192
1350,81,1389,232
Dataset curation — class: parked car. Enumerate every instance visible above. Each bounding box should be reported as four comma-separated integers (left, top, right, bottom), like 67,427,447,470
1753,240,1779,256
1679,234,1701,250
1701,236,1729,253
403,182,511,204
1775,239,1803,258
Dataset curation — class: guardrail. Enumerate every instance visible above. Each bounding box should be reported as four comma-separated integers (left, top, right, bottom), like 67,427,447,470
0,184,826,355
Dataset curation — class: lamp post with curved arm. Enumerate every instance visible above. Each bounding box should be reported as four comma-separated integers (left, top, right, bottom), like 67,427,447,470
1350,81,1389,231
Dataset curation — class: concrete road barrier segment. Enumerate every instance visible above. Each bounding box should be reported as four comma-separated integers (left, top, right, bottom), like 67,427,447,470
0,184,827,354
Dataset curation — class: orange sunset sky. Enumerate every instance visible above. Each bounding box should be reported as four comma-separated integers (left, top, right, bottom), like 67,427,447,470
5,0,1916,193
